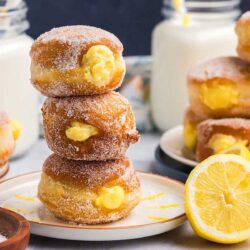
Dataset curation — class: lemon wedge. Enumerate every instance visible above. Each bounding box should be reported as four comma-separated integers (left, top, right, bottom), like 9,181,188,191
219,144,250,161
185,154,250,244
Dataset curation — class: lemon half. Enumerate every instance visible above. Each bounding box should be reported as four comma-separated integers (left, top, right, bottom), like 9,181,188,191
185,154,250,244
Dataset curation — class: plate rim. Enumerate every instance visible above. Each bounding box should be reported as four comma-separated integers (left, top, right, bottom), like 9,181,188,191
0,170,186,231
160,125,198,167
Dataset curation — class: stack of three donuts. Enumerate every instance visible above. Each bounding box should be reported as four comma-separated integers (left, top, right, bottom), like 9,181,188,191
30,26,141,224
183,12,250,163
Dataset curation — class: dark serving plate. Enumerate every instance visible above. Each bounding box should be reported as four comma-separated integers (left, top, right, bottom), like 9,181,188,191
154,145,193,183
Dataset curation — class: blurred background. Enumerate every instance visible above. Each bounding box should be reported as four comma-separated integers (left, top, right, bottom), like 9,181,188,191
26,0,250,56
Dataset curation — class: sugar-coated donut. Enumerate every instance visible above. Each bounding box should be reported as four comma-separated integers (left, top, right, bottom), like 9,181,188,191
188,57,250,118
38,154,141,224
42,91,139,161
196,118,250,162
30,25,125,96
236,12,250,62
0,111,15,166
183,108,206,151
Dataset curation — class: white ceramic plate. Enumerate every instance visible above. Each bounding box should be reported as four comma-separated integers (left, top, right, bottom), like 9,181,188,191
0,171,186,241
160,126,198,167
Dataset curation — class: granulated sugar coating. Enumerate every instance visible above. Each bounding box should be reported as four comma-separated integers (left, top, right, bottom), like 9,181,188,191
41,92,139,161
188,56,250,83
31,25,123,71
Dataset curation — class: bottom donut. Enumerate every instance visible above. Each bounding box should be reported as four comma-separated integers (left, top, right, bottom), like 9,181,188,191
38,154,141,224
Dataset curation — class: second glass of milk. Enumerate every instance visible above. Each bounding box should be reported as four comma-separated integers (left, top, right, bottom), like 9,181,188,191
151,0,240,130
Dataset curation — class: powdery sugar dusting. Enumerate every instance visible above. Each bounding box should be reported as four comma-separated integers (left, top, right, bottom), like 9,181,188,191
188,56,250,82
43,154,139,191
43,91,137,133
42,91,139,160
198,118,250,131
32,25,123,71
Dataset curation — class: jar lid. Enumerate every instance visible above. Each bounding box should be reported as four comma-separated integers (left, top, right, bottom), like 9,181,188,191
162,0,241,22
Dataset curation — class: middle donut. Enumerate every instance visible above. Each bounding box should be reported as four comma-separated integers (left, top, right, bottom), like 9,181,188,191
42,91,139,161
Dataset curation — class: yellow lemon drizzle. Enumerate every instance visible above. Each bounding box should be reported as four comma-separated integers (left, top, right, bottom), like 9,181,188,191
31,218,41,223
65,122,99,142
15,194,37,202
147,203,181,209
82,45,117,86
10,119,22,140
200,80,239,110
146,216,169,221
142,192,165,201
95,186,125,210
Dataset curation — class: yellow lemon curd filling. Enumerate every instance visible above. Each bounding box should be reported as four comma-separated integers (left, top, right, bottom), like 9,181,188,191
94,186,125,210
183,122,197,150
207,134,247,153
82,45,122,87
10,119,21,140
200,80,239,110
65,122,99,142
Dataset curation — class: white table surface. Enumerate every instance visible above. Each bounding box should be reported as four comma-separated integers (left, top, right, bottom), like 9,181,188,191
2,133,250,250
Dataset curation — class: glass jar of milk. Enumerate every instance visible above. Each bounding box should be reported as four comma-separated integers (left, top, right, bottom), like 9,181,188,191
0,0,39,157
151,0,240,130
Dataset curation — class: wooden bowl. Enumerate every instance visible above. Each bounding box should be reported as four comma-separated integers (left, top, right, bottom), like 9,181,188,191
0,207,30,250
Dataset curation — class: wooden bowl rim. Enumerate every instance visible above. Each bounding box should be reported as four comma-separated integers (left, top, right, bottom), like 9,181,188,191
0,207,30,248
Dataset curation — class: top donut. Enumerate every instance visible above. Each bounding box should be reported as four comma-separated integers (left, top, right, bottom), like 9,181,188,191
30,25,125,97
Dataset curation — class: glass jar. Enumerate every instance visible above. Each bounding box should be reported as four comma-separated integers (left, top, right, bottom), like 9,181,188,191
151,0,240,130
0,0,39,157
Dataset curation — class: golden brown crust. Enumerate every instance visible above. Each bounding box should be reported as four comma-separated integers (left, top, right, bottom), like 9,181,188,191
31,25,123,70
188,57,250,118
183,108,206,126
188,57,250,83
43,154,139,191
42,91,139,161
196,118,250,162
0,111,15,166
30,26,125,96
38,154,141,224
